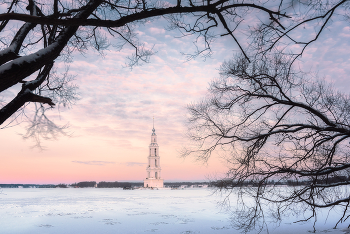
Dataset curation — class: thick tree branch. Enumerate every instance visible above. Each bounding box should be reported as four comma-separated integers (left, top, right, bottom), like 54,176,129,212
0,0,103,93
0,62,54,125
0,3,289,28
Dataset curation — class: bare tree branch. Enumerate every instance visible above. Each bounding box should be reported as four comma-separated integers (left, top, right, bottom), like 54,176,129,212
185,52,350,231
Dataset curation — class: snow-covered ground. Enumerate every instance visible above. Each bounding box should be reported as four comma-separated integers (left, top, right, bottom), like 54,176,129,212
0,188,349,234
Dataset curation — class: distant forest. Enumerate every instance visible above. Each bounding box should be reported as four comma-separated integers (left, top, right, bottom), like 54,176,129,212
211,176,350,188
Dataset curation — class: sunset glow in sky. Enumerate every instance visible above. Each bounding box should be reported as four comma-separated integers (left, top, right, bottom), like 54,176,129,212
1,12,350,184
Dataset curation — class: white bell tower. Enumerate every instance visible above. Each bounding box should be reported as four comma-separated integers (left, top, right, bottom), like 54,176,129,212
144,119,164,188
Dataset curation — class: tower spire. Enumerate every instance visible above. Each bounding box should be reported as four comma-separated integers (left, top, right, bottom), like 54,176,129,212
144,117,163,188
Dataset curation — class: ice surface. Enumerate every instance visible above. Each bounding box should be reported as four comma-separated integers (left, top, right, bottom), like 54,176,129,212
0,188,348,234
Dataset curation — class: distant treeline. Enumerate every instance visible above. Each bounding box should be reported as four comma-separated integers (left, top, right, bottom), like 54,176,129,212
70,181,96,188
71,181,144,188
211,176,350,188
97,181,143,188
164,182,210,188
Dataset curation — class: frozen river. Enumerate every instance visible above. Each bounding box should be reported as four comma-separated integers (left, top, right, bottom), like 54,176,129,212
0,188,349,234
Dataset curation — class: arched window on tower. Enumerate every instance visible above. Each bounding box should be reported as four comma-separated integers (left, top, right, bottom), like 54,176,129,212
155,172,158,179
155,148,157,156
155,159,157,167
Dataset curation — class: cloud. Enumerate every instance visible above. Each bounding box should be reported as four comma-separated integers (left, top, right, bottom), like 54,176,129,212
148,27,166,34
121,162,147,167
72,161,115,166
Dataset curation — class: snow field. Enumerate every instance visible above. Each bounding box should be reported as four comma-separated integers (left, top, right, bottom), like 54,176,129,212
0,188,349,234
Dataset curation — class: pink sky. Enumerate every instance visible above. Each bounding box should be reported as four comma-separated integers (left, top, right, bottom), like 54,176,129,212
1,14,350,184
